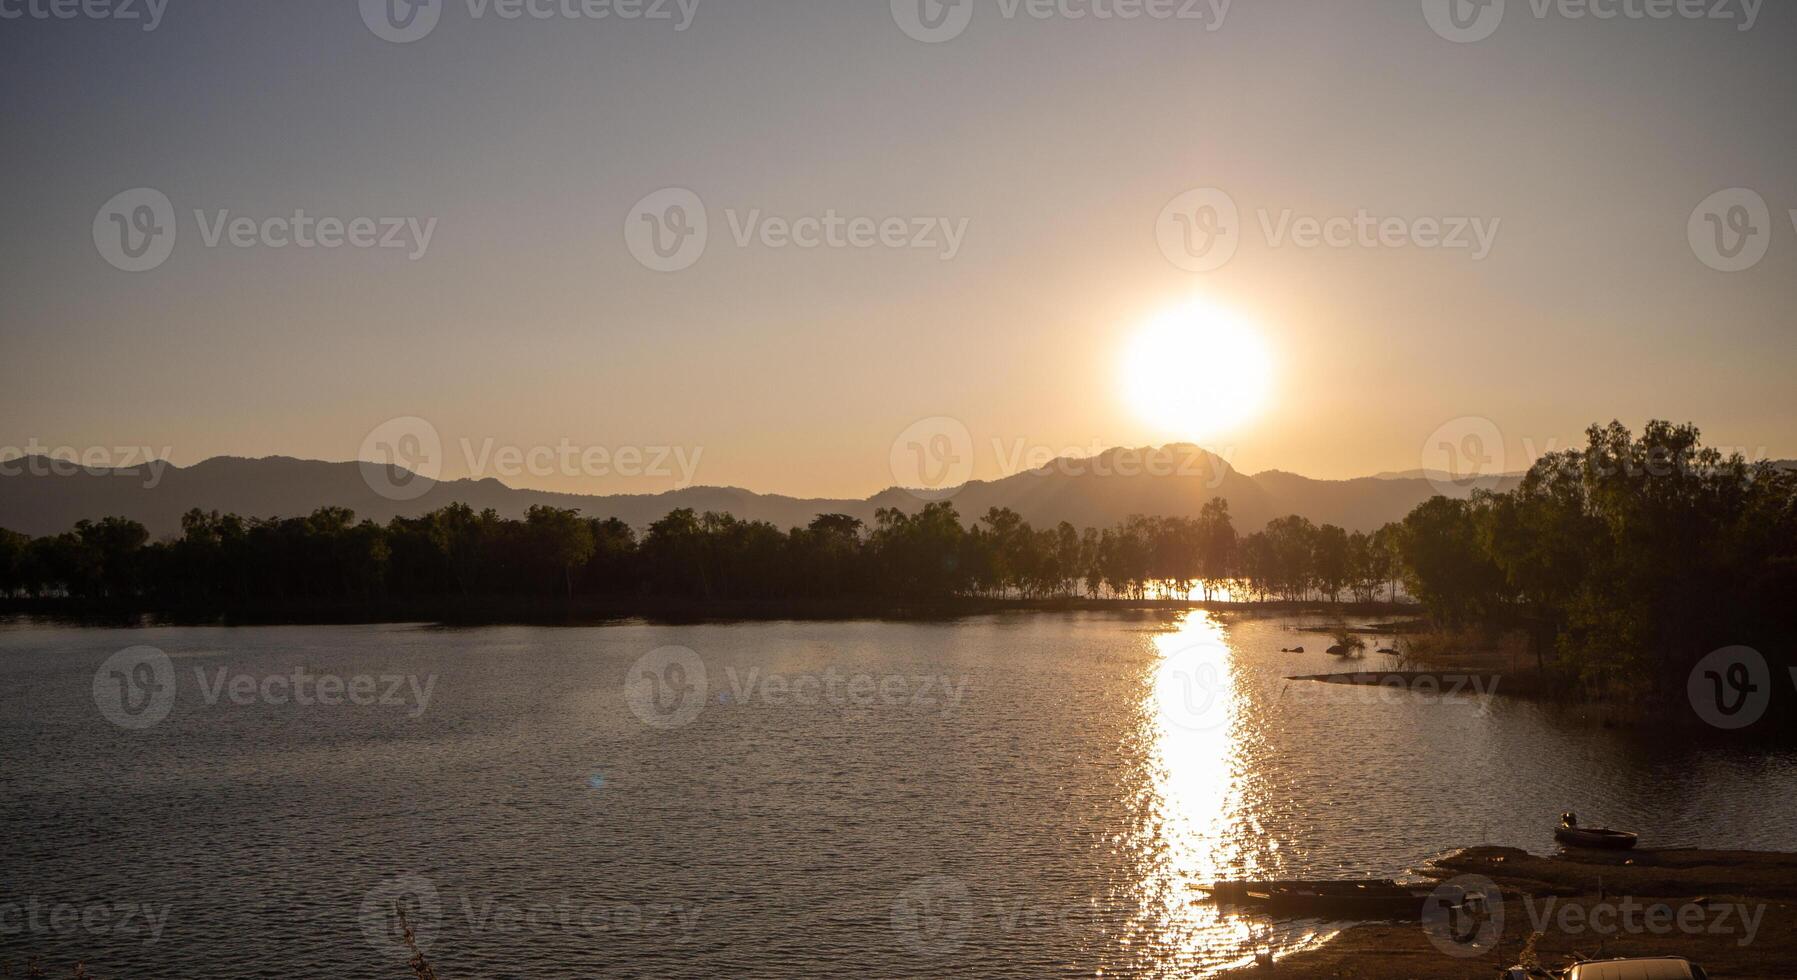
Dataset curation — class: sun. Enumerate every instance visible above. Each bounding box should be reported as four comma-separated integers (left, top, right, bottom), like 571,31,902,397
1122,298,1273,441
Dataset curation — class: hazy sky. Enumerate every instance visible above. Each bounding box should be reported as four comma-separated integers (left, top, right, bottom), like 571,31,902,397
3,0,1794,498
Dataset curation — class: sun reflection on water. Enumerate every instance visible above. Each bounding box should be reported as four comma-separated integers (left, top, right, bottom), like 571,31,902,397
1125,611,1333,976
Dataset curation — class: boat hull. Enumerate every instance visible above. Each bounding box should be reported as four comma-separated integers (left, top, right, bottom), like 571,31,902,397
1555,826,1639,850
1208,880,1461,920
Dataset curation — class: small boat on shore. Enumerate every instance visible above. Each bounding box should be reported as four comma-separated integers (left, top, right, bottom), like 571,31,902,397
1201,878,1396,901
1250,882,1459,920
1555,812,1639,851
1202,878,1458,920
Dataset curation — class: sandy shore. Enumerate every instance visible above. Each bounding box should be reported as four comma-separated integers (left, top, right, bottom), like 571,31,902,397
1219,846,1797,978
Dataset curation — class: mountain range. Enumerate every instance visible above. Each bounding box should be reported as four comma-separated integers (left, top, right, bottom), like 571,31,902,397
0,447,1522,539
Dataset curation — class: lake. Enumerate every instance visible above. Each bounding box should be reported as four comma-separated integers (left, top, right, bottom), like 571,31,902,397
3,612,1795,977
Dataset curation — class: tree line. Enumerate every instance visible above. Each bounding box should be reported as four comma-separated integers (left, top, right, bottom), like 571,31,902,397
4,420,1790,700
0,496,1413,608
1390,420,1796,696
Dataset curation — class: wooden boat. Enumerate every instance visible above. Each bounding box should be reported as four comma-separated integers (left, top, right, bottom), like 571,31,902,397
1204,879,1458,920
1555,825,1639,850
1555,811,1639,850
1249,882,1459,920
1201,878,1396,902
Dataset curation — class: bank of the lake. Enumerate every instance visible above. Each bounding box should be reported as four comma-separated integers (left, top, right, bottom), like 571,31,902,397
1220,846,1797,979
0,594,1420,627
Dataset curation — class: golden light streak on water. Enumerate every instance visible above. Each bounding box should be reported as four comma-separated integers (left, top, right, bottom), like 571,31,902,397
1125,611,1336,976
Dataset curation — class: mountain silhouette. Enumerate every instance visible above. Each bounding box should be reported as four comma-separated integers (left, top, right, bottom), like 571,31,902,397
0,446,1520,538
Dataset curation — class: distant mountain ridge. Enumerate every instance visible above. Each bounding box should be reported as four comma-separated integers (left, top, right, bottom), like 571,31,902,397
1,447,1521,538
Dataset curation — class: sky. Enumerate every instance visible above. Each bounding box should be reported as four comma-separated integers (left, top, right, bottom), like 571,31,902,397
2,0,1794,498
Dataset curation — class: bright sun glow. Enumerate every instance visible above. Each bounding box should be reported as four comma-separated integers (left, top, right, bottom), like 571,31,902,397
1123,298,1273,440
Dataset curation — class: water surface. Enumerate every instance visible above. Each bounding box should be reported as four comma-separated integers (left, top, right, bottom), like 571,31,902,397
3,612,1793,977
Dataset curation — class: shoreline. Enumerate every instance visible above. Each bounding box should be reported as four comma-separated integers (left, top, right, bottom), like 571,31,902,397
1218,845,1797,978
0,595,1420,628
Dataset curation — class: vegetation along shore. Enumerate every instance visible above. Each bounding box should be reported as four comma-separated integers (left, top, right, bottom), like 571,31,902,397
5,420,1794,725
